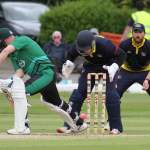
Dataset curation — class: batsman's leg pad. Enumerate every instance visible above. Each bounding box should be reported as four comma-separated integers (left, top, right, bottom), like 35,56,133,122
41,97,77,131
11,76,28,132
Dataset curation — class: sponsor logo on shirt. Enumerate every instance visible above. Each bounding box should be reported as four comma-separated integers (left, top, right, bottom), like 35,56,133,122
127,51,132,54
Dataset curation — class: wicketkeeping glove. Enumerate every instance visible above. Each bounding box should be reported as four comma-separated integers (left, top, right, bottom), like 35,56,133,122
62,60,75,78
103,63,119,82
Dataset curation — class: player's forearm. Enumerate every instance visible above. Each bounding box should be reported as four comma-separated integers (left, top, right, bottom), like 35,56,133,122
66,44,79,62
0,45,15,67
0,50,9,66
115,48,126,67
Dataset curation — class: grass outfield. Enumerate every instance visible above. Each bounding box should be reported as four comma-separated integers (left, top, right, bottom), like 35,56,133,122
0,92,150,150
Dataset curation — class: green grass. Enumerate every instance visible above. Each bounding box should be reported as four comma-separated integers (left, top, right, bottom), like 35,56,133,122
0,92,150,150
0,137,150,150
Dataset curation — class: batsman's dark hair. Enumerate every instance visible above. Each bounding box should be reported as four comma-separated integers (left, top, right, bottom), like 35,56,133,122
0,41,7,52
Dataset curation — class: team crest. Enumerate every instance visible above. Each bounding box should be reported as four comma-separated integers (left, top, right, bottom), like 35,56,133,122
141,52,146,57
18,60,25,68
118,74,122,79
127,51,132,54
97,54,102,58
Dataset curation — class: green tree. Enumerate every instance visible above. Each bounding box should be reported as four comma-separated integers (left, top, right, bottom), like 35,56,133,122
39,0,131,43
112,0,150,8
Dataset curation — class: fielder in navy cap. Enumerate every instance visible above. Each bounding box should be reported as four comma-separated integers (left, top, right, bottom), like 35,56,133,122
132,23,145,33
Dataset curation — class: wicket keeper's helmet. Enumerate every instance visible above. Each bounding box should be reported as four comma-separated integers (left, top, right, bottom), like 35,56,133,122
76,30,95,55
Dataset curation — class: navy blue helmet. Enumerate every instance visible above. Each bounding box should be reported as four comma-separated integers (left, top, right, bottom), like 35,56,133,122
76,30,95,56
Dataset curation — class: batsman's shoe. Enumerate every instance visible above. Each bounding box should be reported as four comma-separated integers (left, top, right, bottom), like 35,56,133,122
25,118,30,129
56,126,72,134
7,127,30,135
57,122,88,134
73,122,88,133
110,129,120,135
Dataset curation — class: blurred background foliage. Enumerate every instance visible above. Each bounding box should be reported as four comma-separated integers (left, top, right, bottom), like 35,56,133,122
32,0,150,44
37,0,150,8
39,0,132,44
112,0,150,8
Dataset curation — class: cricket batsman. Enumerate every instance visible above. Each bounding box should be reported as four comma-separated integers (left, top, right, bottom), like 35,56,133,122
0,28,87,135
57,30,126,134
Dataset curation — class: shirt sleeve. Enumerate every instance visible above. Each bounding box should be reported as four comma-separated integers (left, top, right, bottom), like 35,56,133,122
11,37,27,50
103,40,126,66
10,57,20,71
119,41,126,51
102,40,117,58
66,43,79,62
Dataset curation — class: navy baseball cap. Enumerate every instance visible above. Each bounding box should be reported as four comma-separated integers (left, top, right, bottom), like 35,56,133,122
132,23,145,33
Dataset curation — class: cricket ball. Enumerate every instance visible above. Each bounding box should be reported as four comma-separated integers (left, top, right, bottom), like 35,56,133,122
80,113,87,120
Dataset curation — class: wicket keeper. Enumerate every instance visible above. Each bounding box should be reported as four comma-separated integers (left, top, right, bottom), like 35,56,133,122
57,30,126,134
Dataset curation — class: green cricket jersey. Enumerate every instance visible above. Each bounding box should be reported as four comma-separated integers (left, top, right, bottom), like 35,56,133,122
9,36,55,95
10,36,54,74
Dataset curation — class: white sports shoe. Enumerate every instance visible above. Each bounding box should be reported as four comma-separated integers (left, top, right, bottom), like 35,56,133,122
56,126,72,134
74,122,88,133
7,128,30,135
110,129,120,135
57,122,88,134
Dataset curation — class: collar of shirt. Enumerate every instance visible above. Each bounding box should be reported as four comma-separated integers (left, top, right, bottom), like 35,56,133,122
132,38,145,54
90,40,96,57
